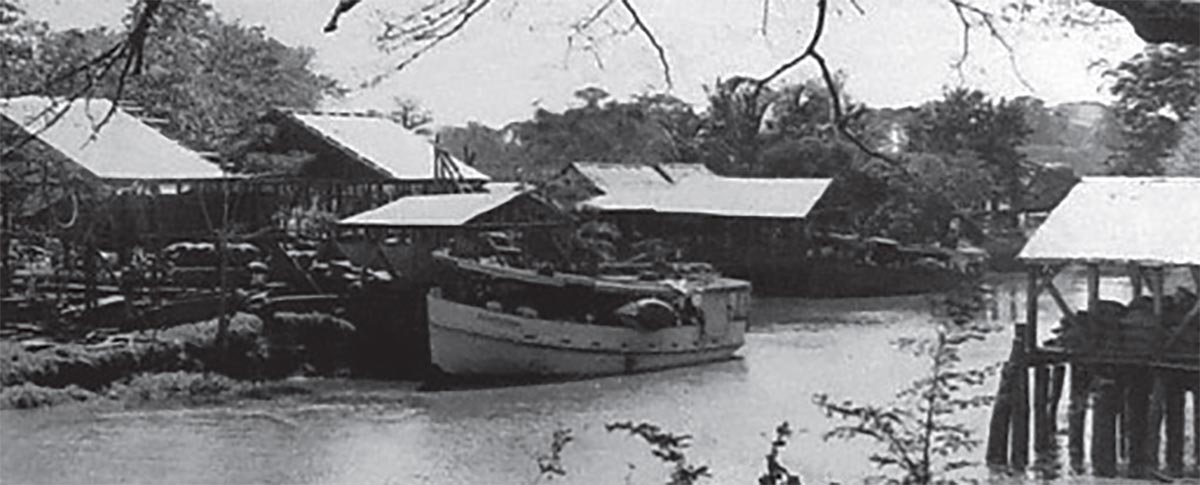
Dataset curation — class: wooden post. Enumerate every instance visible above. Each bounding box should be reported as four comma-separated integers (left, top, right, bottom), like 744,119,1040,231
1126,368,1151,478
1026,267,1039,355
1086,264,1100,317
1194,385,1200,473
1163,372,1184,476
84,239,97,311
1129,264,1143,298
1034,364,1051,455
987,327,1023,467
1067,364,1089,473
1143,267,1166,472
986,366,1013,467
1011,323,1030,470
1121,381,1132,462
1047,364,1065,448
1092,375,1119,477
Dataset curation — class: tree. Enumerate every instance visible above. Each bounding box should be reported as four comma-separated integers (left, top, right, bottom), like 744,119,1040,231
694,76,861,176
1105,44,1200,175
1163,111,1200,176
508,89,701,169
380,95,433,131
3,0,341,154
906,88,1030,220
814,280,996,485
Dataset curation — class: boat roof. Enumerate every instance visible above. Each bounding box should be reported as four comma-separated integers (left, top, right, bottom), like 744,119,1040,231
1,96,226,180
1018,177,1200,266
433,250,750,296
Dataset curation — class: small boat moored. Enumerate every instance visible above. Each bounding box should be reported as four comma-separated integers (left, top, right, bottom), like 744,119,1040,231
426,243,752,379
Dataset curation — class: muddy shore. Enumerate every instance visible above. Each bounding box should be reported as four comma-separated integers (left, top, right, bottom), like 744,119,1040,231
0,312,357,409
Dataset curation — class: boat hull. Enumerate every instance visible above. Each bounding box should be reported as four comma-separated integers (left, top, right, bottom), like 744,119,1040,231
427,293,746,378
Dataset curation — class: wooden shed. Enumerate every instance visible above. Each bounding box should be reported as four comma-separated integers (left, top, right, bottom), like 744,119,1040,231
334,183,567,283
990,176,1200,478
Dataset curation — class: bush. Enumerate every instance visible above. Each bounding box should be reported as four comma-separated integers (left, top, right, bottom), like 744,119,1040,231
0,383,95,409
107,371,246,403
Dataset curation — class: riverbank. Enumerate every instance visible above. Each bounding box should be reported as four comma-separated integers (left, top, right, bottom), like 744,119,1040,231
0,312,357,410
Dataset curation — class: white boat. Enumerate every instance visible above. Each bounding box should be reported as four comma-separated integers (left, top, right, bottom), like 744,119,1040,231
427,250,752,378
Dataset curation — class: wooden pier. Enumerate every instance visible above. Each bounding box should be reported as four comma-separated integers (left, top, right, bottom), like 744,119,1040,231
986,177,1200,479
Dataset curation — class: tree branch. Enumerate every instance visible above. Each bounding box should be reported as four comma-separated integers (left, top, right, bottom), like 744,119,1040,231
945,0,1034,92
618,0,672,89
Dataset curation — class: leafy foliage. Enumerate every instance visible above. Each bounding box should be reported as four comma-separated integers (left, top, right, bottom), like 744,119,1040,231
694,76,864,177
1105,44,1200,175
1163,110,1200,176
2,0,341,153
606,421,711,485
758,422,803,485
535,428,574,481
906,88,1030,218
813,280,999,485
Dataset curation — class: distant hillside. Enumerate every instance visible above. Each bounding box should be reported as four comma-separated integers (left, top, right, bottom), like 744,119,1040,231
1017,99,1125,175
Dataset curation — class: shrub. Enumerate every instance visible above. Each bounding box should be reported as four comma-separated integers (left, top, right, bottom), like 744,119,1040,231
107,371,245,403
0,383,95,409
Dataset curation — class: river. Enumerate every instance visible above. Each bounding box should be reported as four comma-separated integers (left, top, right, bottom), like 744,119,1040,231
0,272,1193,484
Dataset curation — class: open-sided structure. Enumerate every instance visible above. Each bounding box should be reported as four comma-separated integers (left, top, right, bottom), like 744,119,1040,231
990,177,1200,478
1,96,235,240
335,183,566,281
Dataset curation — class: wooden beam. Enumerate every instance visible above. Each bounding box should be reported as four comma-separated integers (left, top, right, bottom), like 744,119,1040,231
1130,263,1144,297
1087,264,1101,313
1151,266,1165,322
1043,280,1075,318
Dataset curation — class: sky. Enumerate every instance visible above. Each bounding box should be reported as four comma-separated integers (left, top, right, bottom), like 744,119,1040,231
23,0,1147,126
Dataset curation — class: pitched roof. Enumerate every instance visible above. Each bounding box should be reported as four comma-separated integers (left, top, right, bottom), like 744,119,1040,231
283,110,489,181
658,163,715,182
570,162,675,191
1,96,225,180
1019,177,1200,265
582,176,832,219
339,183,528,227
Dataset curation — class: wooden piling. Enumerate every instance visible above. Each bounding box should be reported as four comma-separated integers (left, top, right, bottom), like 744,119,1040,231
1011,324,1030,470
1143,373,1165,473
1092,375,1119,477
1163,372,1185,476
1126,368,1151,478
1047,364,1065,449
1067,364,1090,472
986,363,1014,467
987,327,1024,467
1034,364,1051,454
1193,386,1200,471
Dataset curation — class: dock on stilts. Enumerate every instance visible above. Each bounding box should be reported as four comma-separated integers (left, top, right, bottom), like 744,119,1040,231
986,177,1200,479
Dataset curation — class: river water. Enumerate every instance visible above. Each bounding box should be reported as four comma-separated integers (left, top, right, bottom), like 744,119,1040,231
0,273,1193,484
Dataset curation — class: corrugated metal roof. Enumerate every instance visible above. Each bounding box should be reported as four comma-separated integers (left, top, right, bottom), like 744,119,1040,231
570,161,715,190
571,162,675,191
1019,177,1200,265
286,110,489,181
582,176,832,219
1,96,225,180
659,163,714,182
338,183,527,227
